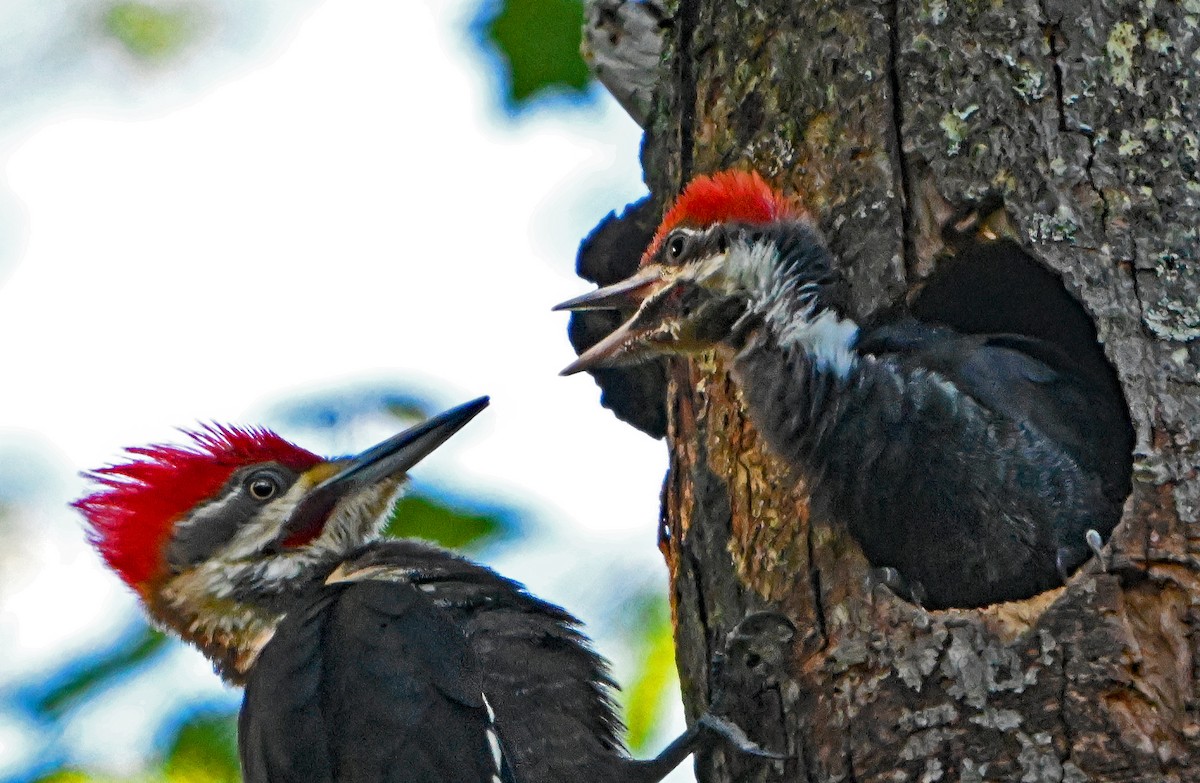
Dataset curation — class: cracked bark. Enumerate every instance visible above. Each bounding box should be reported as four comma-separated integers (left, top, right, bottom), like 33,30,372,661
582,0,1200,780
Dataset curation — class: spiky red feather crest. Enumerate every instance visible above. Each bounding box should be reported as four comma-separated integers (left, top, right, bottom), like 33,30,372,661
74,425,321,592
644,170,808,263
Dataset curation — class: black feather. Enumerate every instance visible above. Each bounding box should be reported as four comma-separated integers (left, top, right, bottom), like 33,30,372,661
240,578,515,783
727,240,1132,608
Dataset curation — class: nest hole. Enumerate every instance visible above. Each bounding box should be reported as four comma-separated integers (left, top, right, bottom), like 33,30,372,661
912,237,1136,550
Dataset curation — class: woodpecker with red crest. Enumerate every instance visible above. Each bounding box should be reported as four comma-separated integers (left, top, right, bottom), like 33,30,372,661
76,398,773,783
558,171,1132,609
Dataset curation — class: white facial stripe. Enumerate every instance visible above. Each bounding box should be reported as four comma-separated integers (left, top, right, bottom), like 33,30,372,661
203,470,398,561
306,479,401,557
152,469,412,685
216,480,310,559
181,488,241,529
225,480,401,595
164,474,402,617
693,251,732,288
719,238,859,378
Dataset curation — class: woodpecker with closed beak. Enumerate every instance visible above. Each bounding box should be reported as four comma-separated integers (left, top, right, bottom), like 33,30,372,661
558,171,1132,609
76,398,771,782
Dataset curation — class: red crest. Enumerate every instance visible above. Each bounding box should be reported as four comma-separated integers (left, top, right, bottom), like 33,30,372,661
74,425,321,591
644,170,807,262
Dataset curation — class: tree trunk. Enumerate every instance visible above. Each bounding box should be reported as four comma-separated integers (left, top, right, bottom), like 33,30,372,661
581,0,1200,780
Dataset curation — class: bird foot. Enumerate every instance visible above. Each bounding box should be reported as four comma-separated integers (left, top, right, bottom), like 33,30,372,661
695,713,786,760
1057,530,1107,584
632,703,788,781
1086,529,1107,571
695,611,796,764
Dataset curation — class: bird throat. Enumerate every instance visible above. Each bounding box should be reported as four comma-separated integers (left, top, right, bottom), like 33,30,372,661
150,567,288,685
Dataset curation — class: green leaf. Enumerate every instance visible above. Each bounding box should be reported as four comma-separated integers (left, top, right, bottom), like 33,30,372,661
103,2,198,61
384,494,510,550
481,0,592,105
35,626,169,717
164,712,240,782
621,596,678,753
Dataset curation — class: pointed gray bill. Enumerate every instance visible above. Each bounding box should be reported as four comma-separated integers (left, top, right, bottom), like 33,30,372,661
559,315,655,376
552,267,670,312
280,396,489,543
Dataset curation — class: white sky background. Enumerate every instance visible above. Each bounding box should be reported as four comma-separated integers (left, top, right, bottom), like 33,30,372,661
0,0,684,776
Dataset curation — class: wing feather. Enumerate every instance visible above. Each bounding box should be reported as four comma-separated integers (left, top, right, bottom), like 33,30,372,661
240,580,517,783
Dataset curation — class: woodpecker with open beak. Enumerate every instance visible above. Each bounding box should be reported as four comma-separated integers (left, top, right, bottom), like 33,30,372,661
77,398,772,782
558,171,1131,609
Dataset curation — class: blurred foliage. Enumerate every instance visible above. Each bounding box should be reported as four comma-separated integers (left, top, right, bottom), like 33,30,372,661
103,2,200,61
36,710,240,783
162,713,240,782
619,595,678,753
386,494,515,551
267,386,434,436
2,3,676,779
31,627,169,718
478,0,592,107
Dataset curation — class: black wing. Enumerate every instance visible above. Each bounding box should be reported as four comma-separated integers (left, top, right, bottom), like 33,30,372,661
240,579,517,783
857,316,1128,499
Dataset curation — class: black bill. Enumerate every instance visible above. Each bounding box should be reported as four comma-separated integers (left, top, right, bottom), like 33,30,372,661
280,396,489,545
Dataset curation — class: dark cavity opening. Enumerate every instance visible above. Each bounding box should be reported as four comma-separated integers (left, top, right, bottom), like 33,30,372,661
910,238,1135,511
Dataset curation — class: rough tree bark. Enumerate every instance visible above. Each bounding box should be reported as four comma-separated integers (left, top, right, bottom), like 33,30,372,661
578,0,1200,781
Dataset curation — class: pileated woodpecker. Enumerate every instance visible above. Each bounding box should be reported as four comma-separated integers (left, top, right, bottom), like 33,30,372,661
558,171,1132,610
75,398,771,782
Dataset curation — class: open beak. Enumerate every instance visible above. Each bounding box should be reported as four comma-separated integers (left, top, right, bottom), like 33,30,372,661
557,265,680,376
560,315,665,376
553,265,671,312
560,271,747,376
280,396,489,544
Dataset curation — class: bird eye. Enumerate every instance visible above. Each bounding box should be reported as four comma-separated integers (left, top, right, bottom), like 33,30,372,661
667,233,687,260
247,474,280,501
